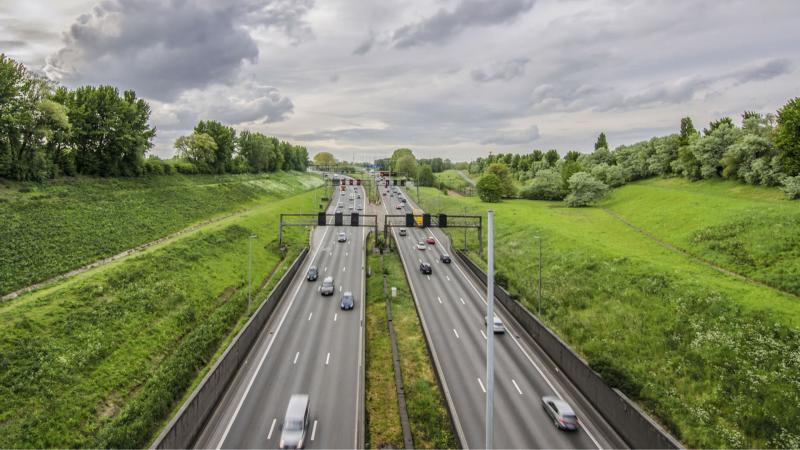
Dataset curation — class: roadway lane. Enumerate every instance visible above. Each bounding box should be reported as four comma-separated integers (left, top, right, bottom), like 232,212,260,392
379,182,624,449
194,181,366,449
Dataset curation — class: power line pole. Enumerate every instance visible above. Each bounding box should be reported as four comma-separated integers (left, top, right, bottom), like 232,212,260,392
486,209,495,450
248,234,257,310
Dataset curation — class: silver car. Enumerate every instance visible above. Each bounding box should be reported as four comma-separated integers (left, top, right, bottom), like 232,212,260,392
485,315,505,334
416,241,426,250
542,396,579,431
338,232,347,242
320,276,335,296
280,394,310,448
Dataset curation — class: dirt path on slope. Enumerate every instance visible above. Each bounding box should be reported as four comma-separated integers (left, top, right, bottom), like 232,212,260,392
601,207,799,299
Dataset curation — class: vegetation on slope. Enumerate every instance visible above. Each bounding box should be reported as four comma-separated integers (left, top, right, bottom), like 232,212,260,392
411,185,800,448
0,188,317,448
0,171,323,295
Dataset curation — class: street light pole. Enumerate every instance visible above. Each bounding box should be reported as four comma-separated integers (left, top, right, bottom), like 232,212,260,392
248,234,257,310
534,236,542,316
486,209,495,450
463,206,468,251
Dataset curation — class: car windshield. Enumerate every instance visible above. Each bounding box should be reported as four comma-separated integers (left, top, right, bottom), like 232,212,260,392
285,419,304,431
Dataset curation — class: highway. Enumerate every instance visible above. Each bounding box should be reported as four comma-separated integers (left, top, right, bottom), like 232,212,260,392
380,182,626,449
194,180,366,449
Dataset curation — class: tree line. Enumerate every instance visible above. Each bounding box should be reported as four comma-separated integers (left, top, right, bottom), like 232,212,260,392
0,54,309,181
467,97,800,205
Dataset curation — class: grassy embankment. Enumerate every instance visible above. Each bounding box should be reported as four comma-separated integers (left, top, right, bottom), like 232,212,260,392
365,242,456,449
434,170,473,194
410,179,800,449
0,171,326,295
0,173,324,448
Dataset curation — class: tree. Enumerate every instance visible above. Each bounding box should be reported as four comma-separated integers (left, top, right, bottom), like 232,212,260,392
776,97,800,176
544,149,560,166
194,120,234,174
174,132,217,173
68,85,155,177
237,130,275,172
679,117,698,147
565,172,608,207
594,132,609,150
703,117,734,136
395,154,417,178
693,123,740,178
721,134,777,184
390,148,414,172
476,173,503,202
591,163,626,188
520,169,566,200
782,176,800,199
416,164,434,186
564,150,581,162
560,159,583,187
313,151,336,166
647,134,680,176
486,163,515,197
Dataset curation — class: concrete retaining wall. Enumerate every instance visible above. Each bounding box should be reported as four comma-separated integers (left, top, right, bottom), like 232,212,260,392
454,250,682,449
152,248,310,449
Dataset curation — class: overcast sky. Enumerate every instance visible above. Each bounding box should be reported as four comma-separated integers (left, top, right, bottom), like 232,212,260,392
2,0,798,162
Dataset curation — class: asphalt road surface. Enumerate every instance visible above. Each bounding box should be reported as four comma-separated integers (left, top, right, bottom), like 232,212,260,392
380,182,626,449
194,181,366,449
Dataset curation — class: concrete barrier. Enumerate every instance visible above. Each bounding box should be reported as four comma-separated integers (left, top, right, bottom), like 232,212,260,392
454,249,682,449
152,248,310,449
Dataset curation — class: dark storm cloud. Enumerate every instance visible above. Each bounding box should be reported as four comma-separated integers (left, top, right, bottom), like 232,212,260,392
44,0,312,101
471,58,530,83
730,58,791,85
481,125,539,145
390,0,535,49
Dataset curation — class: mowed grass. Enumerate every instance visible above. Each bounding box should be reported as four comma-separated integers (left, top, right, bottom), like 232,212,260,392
411,186,800,449
0,171,324,295
434,170,472,193
0,185,319,448
602,177,800,296
365,243,457,449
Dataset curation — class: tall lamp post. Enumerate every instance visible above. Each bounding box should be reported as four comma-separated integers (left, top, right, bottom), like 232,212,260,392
486,209,495,450
463,206,468,251
534,235,542,316
248,234,257,311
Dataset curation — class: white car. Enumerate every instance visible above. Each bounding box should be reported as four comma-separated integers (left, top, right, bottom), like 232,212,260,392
338,232,347,242
485,315,506,334
416,242,426,251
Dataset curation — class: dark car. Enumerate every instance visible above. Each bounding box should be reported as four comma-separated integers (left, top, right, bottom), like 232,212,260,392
440,254,451,264
542,396,579,431
307,266,318,281
419,262,432,274
340,291,355,310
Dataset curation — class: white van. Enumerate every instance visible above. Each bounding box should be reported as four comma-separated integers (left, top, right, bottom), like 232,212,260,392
279,394,310,448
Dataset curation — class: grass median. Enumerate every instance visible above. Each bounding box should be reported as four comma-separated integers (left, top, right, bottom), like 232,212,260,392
365,242,457,449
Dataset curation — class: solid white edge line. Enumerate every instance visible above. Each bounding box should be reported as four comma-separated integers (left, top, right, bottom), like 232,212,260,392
214,225,331,450
447,231,604,450
267,418,276,439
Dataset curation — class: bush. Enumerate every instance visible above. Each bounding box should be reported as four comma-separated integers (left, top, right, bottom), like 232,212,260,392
520,169,565,200
782,176,800,199
565,172,608,207
173,161,199,175
476,173,503,202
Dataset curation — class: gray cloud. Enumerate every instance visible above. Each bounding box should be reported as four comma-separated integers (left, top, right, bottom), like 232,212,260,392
353,31,375,55
44,0,312,101
471,58,529,82
481,125,539,145
731,58,791,85
391,0,535,48
0,40,25,49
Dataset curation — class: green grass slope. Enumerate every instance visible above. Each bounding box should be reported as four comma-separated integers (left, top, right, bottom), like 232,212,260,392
0,185,320,448
601,178,800,296
411,185,800,448
0,172,324,295
434,170,472,193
